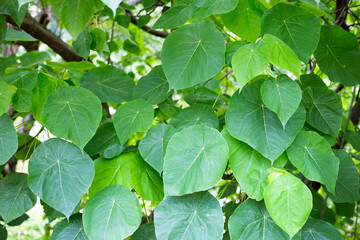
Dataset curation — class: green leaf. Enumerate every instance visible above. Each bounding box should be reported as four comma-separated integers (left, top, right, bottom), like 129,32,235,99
222,128,286,201
28,138,95,218
310,191,336,224
0,173,36,223
326,150,360,203
0,68,37,89
4,213,29,226
130,153,164,202
225,41,246,67
162,21,225,90
192,0,238,22
12,88,33,112
83,185,142,240
228,199,290,239
300,218,343,240
302,86,342,136
131,222,156,240
170,104,219,130
30,72,57,122
88,153,133,198
0,82,11,116
113,99,154,145
19,52,51,67
299,74,327,90
153,4,194,29
260,75,302,126
89,28,106,53
0,114,18,165
45,61,95,70
72,29,92,60
84,121,124,159
51,213,88,240
101,0,121,14
80,66,135,103
154,191,224,240
264,170,313,238
14,133,41,160
163,125,229,196
261,3,321,63
226,80,305,161
50,0,95,38
231,40,269,89
262,34,301,79
286,131,339,194
0,224,6,240
0,15,7,44
139,124,178,174
132,66,170,105
184,87,226,109
41,200,65,222
314,25,360,86
221,0,265,43
0,0,28,27
41,86,102,148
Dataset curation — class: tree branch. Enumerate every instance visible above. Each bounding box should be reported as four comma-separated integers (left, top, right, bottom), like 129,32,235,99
5,13,83,62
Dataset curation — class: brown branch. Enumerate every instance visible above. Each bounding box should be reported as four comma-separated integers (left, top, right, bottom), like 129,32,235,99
5,13,83,62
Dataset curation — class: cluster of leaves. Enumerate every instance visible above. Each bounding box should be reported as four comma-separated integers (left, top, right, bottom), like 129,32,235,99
1,0,360,239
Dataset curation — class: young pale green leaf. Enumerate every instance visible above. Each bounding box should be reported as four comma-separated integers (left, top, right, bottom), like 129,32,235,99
12,88,32,112
0,81,11,116
260,75,302,126
30,72,57,122
264,170,312,238
192,0,238,22
101,0,121,14
83,185,142,240
228,199,290,240
314,25,360,86
326,150,360,203
139,124,178,174
41,86,102,148
170,104,219,130
130,153,164,202
302,86,343,136
131,222,156,240
162,21,225,90
113,99,154,145
286,131,339,194
231,40,269,89
261,3,321,63
0,114,18,165
0,0,28,27
0,173,37,223
72,29,92,60
153,4,194,29
262,34,301,79
226,80,305,162
221,0,265,43
132,65,170,105
50,0,95,38
84,121,124,159
301,218,343,240
154,191,224,240
222,129,287,201
51,213,88,240
80,66,135,103
163,125,229,196
28,138,95,218
0,68,37,89
19,51,51,67
88,153,133,198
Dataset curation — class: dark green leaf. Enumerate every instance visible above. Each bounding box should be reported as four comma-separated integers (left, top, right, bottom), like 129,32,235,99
0,16,7,44
0,114,18,165
261,3,321,63
225,41,246,67
131,222,156,240
89,28,106,53
14,133,41,160
184,87,226,109
163,125,229,196
162,21,225,90
300,218,343,240
0,0,28,27
51,213,88,240
154,191,224,240
41,86,102,148
80,66,135,103
0,69,37,89
192,0,238,22
0,224,6,240
72,30,92,60
28,138,95,218
0,173,36,223
153,4,194,29
5,213,29,226
83,185,142,240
